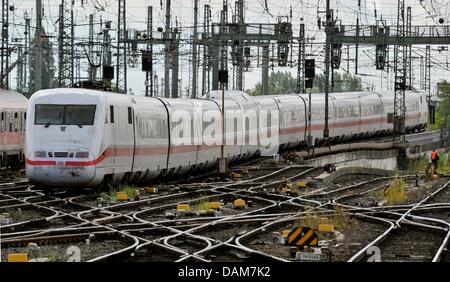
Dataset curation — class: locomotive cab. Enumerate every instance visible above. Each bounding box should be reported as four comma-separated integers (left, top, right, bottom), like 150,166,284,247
26,89,106,187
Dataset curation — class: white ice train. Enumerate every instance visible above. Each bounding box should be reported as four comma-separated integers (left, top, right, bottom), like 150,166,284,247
0,89,28,168
25,88,428,188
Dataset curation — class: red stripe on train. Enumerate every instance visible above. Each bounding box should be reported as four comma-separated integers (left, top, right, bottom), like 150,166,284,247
26,112,425,167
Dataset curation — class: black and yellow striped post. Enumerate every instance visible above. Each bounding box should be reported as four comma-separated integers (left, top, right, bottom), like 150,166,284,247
286,227,319,247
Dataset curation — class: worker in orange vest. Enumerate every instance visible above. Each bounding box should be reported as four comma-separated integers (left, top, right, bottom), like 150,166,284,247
431,150,440,174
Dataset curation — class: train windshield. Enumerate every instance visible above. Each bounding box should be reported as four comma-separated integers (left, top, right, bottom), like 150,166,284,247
35,104,96,126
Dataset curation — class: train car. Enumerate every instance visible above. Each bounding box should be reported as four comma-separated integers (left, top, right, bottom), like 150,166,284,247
25,88,428,188
0,89,28,169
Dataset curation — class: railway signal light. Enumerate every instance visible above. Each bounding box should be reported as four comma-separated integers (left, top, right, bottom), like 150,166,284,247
218,70,229,84
142,51,153,72
305,59,316,79
103,65,114,80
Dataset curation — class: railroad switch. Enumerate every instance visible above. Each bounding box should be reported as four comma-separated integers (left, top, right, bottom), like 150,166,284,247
7,253,28,262
176,204,191,211
233,199,246,209
116,192,129,201
277,183,300,196
207,202,221,210
318,224,334,233
145,187,158,193
229,172,242,180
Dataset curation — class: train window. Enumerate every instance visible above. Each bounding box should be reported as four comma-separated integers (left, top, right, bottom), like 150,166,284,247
65,105,96,125
128,107,133,124
35,105,96,126
35,105,64,125
110,105,115,124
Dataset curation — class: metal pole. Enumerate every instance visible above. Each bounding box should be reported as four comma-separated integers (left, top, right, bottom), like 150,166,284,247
262,45,269,95
171,30,179,98
296,23,305,94
58,4,64,87
202,4,211,97
1,0,9,89
308,88,312,146
191,0,198,98
324,0,331,140
235,0,244,91
17,45,23,92
88,14,94,81
164,0,171,98
35,0,42,91
407,6,412,88
221,81,225,160
145,6,153,97
425,45,431,101
24,15,30,93
117,0,127,93
355,17,359,75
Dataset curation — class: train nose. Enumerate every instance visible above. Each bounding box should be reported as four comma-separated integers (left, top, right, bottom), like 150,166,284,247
26,149,96,187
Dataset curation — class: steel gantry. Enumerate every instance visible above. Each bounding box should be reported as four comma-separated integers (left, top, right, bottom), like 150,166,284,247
1,0,9,89
116,0,127,93
58,0,74,88
326,3,450,140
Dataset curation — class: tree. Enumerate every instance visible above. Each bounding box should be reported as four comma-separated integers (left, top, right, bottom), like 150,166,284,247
313,72,362,93
434,80,450,130
248,71,297,96
28,29,56,92
248,71,362,96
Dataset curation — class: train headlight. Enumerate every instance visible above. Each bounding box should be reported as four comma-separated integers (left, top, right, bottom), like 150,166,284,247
75,152,89,159
34,151,47,158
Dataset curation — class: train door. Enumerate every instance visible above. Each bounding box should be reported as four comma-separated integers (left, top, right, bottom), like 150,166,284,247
163,99,198,175
106,102,135,179
0,110,4,161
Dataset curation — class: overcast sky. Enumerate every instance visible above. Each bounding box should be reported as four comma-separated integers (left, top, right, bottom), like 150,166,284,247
8,0,450,96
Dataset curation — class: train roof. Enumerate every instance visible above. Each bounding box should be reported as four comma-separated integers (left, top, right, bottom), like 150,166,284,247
0,89,28,108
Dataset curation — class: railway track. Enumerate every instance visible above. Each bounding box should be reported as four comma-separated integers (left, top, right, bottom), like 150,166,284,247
2,147,450,262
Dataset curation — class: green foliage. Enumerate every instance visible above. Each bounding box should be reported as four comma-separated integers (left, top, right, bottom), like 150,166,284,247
248,71,297,95
190,199,210,212
433,80,450,130
100,185,138,203
295,206,354,231
122,185,138,199
313,72,363,93
437,153,449,174
384,177,407,205
247,71,363,96
409,154,427,173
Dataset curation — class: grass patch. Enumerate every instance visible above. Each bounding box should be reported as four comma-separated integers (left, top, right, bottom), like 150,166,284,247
383,177,408,205
294,205,356,231
190,198,210,212
99,185,138,203
437,153,449,174
409,154,427,173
